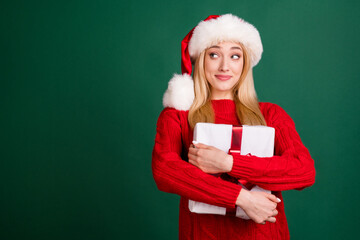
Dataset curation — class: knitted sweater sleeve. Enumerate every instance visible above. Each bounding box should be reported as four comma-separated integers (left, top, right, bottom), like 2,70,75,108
229,104,316,191
152,108,242,208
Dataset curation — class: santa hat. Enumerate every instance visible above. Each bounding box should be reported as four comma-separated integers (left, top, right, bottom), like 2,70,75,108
163,14,263,110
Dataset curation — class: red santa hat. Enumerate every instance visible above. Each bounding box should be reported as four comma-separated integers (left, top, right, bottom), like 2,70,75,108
163,14,263,110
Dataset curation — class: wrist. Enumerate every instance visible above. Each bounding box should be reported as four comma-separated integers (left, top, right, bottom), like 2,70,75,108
225,154,233,173
236,188,251,208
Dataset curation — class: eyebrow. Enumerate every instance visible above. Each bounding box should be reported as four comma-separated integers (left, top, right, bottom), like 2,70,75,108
208,45,243,51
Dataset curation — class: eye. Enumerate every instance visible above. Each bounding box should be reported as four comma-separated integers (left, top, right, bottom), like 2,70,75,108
231,54,241,60
209,53,219,58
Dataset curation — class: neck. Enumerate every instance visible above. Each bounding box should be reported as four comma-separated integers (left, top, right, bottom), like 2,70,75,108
210,90,233,100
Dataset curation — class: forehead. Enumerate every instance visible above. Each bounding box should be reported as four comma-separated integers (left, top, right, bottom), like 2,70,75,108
207,41,243,50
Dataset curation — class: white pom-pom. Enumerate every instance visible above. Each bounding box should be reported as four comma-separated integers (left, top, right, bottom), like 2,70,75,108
162,73,194,110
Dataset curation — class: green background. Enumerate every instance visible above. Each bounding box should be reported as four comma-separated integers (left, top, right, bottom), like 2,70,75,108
1,0,359,239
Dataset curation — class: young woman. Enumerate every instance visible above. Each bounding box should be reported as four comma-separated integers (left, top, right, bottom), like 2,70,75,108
152,14,315,240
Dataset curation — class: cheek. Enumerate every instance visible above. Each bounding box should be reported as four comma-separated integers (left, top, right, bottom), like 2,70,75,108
204,57,218,73
231,61,244,75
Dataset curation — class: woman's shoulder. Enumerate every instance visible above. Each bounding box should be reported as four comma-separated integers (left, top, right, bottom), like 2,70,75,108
156,107,189,126
259,102,282,112
259,102,294,124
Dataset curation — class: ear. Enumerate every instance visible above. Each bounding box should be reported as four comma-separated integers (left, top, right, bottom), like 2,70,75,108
162,74,194,111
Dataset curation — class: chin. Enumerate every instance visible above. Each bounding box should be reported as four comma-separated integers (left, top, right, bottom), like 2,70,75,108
215,83,234,91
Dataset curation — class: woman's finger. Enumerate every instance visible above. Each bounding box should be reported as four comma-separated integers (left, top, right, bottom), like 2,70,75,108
266,193,281,203
267,217,276,223
193,142,211,149
188,152,197,161
188,159,198,167
272,209,278,216
188,147,198,155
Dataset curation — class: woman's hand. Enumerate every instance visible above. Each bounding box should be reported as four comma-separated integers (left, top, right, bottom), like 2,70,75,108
236,189,281,224
188,142,233,174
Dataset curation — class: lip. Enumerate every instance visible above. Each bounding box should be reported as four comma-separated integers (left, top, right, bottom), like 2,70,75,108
215,74,232,81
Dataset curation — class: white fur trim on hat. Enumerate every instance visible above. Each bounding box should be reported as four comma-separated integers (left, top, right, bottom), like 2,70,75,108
163,74,194,110
188,14,263,67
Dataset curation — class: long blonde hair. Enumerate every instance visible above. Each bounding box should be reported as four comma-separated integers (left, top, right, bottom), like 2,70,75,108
188,43,267,128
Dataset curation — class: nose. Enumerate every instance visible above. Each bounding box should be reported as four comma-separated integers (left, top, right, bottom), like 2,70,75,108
219,58,229,72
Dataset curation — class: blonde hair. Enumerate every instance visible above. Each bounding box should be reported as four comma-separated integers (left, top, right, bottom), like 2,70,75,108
188,43,267,128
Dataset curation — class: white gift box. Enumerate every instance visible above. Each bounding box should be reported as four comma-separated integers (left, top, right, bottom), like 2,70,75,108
189,123,275,219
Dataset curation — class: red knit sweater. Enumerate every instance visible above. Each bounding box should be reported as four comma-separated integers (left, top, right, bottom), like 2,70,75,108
152,100,316,240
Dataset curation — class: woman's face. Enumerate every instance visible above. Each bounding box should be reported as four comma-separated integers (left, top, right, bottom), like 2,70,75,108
204,41,244,100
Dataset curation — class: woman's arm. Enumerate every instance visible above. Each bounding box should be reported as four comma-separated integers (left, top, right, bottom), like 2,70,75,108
152,108,242,208
188,104,316,192
228,104,316,191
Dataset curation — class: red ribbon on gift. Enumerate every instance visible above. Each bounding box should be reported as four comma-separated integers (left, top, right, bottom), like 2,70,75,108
229,125,243,154
228,126,255,190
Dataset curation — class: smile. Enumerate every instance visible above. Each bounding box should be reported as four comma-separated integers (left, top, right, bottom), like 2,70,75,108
215,75,232,81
